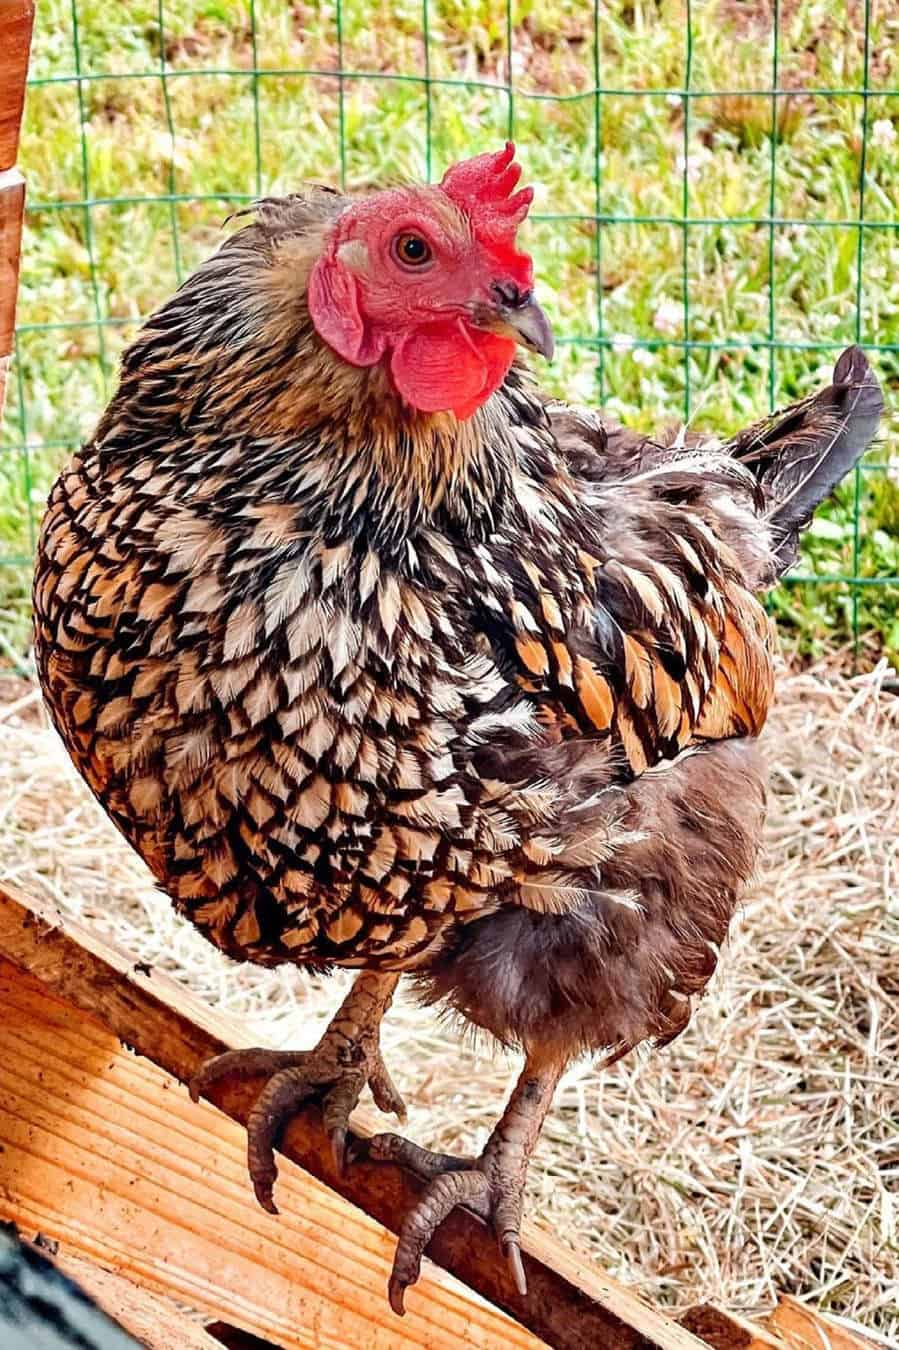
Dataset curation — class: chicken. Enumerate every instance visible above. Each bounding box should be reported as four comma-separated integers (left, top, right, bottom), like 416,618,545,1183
33,143,883,1313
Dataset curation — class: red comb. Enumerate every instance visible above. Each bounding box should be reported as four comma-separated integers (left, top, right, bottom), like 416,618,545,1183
440,142,534,247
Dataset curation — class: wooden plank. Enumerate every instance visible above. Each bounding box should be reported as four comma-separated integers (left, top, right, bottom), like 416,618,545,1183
0,0,34,170
0,0,32,415
0,881,709,1350
52,1254,225,1350
764,1296,878,1350
681,1304,788,1349
0,168,25,412
0,957,542,1350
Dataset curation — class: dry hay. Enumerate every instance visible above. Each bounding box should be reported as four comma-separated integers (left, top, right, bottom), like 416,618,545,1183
0,662,895,1344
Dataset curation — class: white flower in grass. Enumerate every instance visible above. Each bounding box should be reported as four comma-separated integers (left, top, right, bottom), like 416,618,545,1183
653,299,682,335
633,346,655,368
149,128,191,170
604,397,630,421
871,118,896,150
509,50,528,79
611,333,635,352
676,143,713,181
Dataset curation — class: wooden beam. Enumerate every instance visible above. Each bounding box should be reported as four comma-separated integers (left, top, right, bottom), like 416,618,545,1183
0,168,25,359
205,1326,282,1350
681,1304,788,1349
764,1296,878,1350
0,881,708,1350
0,957,541,1350
0,0,34,170
51,1255,226,1350
0,0,33,415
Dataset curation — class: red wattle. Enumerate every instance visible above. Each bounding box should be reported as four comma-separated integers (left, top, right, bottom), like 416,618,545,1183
390,321,516,419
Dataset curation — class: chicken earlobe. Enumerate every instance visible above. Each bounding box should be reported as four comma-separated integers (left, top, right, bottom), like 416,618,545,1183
366,1046,567,1312
189,971,403,1206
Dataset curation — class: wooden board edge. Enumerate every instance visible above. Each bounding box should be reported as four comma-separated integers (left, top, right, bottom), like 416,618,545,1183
50,1252,226,1350
0,955,542,1350
0,880,709,1350
764,1295,881,1350
0,170,25,415
681,1302,789,1349
0,0,35,171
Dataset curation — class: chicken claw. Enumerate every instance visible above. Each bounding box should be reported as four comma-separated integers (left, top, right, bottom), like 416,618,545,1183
188,972,403,1211
368,1051,565,1312
369,1131,531,1314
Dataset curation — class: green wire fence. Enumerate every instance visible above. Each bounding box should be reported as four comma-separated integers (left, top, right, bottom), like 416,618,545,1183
1,0,897,666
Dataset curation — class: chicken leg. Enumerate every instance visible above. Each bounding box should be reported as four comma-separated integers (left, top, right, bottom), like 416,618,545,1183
368,1046,566,1314
189,971,404,1211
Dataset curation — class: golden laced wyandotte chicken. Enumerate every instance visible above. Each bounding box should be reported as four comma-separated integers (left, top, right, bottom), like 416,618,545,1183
34,144,883,1313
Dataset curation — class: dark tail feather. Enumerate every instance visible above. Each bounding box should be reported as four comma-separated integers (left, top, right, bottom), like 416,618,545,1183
724,346,884,573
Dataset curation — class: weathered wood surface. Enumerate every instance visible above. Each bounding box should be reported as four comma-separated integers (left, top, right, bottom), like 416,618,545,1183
0,956,542,1350
679,1301,876,1350
681,1303,787,1349
764,1296,878,1350
0,169,25,357
0,881,709,1350
52,1255,226,1350
0,0,34,170
0,0,33,414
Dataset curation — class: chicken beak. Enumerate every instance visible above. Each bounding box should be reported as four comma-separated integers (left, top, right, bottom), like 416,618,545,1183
498,293,555,361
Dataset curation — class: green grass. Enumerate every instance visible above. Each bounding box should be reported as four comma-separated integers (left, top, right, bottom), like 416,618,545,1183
2,0,897,665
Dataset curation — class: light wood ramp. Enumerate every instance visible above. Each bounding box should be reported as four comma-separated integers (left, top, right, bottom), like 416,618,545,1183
0,882,877,1350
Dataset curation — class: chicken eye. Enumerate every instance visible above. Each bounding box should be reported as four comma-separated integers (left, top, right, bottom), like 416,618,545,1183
392,232,432,267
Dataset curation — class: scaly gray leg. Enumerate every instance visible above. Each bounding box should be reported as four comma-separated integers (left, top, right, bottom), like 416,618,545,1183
189,971,403,1211
369,1047,566,1314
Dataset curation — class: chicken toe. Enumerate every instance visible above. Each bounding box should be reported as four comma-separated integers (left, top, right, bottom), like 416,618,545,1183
370,1049,565,1313
372,1133,530,1313
188,972,403,1212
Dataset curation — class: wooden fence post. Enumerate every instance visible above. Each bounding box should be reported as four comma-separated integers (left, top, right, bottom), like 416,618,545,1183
0,0,34,417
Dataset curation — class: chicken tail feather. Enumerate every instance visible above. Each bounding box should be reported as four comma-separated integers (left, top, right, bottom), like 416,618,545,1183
724,346,884,573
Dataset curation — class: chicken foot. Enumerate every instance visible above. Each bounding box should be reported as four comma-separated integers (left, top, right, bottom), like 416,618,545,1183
367,1047,566,1314
189,971,403,1212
